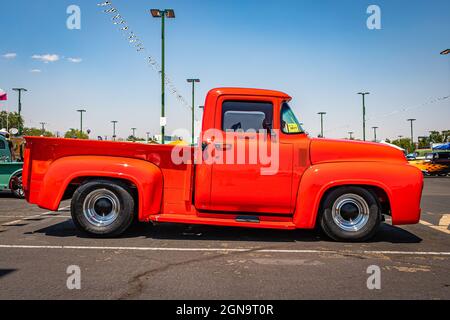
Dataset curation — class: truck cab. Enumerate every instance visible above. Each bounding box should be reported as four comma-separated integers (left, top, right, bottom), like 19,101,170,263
0,134,24,198
22,88,424,241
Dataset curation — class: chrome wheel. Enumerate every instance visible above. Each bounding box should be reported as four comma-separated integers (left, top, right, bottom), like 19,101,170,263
82,189,120,227
331,193,370,232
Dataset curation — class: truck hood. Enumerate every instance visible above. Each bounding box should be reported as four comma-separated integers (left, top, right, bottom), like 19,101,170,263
310,138,407,165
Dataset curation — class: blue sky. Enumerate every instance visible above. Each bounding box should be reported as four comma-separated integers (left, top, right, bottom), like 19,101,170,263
0,0,449,141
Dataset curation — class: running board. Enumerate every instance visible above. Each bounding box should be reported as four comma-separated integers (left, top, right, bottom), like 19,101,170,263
151,214,296,230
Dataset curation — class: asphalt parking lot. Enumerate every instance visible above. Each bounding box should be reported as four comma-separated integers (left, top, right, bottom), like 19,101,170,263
0,177,449,300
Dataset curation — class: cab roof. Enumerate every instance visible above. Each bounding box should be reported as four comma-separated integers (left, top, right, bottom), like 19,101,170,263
208,87,292,100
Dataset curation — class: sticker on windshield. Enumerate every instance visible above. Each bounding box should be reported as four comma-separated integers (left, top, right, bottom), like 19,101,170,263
287,123,300,133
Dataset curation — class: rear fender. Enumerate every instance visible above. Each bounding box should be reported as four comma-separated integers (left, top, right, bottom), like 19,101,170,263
38,156,163,221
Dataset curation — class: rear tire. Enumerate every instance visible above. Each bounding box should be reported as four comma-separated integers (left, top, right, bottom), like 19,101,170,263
10,174,25,199
320,186,381,242
71,180,135,237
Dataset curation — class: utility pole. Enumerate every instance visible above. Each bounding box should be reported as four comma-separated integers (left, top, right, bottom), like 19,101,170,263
407,119,416,151
317,112,326,138
111,121,118,141
12,88,28,135
357,92,370,141
187,78,200,145
372,126,379,142
151,9,175,145
77,109,86,133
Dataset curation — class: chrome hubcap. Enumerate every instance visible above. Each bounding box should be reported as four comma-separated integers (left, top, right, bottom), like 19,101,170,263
332,194,370,232
83,189,120,227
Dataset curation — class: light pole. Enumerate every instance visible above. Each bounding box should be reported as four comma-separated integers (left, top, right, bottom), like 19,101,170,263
77,109,86,133
357,92,370,141
187,78,200,145
317,112,326,138
372,126,379,142
407,119,416,151
111,121,118,141
12,88,28,134
348,131,354,140
151,9,175,145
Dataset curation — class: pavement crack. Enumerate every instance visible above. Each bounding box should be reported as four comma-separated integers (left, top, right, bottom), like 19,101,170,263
118,246,278,300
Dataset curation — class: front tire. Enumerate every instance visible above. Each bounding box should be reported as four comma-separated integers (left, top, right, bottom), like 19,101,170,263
71,180,135,237
320,186,381,242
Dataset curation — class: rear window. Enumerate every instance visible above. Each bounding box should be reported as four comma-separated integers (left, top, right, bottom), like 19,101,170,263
222,101,273,132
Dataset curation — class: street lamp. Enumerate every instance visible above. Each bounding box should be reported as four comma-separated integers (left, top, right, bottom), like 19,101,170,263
372,126,379,142
151,8,176,145
187,78,200,144
407,119,416,151
317,112,326,138
76,109,86,133
348,131,354,140
357,92,370,141
111,121,118,141
12,88,28,134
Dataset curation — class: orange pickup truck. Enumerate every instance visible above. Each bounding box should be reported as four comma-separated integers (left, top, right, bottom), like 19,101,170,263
23,88,423,241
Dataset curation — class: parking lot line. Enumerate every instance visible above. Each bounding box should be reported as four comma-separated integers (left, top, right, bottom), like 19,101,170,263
0,244,449,256
420,214,450,235
1,206,70,227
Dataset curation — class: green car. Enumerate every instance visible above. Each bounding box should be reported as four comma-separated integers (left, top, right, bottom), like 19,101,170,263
0,134,24,198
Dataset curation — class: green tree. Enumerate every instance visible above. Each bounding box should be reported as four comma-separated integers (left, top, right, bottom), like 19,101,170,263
429,131,444,143
64,129,89,140
391,138,414,153
127,135,145,142
23,127,55,137
0,111,24,133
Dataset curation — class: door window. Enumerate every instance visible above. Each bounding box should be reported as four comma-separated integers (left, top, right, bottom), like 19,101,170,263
222,101,273,132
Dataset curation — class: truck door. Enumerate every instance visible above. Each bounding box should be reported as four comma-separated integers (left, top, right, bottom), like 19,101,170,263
207,97,294,214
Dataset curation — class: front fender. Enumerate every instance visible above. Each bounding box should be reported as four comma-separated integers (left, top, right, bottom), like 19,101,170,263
293,162,423,228
38,156,163,221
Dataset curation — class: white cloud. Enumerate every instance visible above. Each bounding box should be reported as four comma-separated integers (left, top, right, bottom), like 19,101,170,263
2,53,17,59
30,69,42,73
31,54,60,63
67,57,82,63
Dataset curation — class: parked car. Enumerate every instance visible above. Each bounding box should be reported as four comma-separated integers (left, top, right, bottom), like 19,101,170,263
0,134,24,198
22,88,423,241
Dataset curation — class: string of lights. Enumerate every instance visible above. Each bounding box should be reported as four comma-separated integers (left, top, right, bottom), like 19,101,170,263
97,1,199,121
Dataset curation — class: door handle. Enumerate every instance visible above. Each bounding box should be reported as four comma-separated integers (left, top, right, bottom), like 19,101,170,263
214,143,232,151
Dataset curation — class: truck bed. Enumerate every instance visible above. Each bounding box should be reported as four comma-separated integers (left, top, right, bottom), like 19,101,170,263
23,137,194,212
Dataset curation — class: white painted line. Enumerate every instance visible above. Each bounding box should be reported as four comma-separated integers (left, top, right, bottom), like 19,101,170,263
0,245,449,256
420,218,450,235
1,206,70,226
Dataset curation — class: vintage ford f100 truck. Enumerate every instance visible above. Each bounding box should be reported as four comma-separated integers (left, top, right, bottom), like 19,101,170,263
23,88,423,241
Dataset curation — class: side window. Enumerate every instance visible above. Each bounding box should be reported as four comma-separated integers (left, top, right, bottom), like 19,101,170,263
222,101,273,132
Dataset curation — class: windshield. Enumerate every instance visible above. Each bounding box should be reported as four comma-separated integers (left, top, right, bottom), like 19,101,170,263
281,103,304,134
